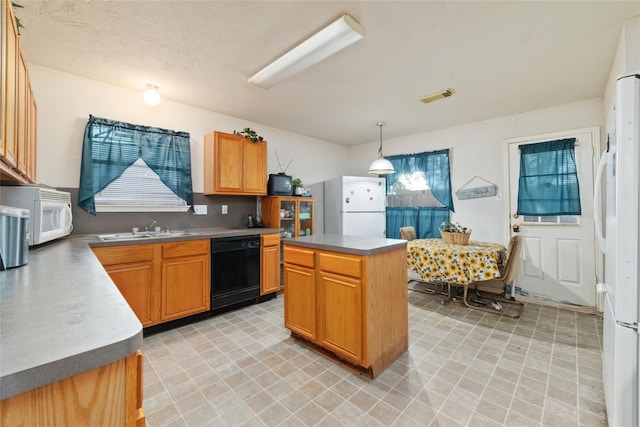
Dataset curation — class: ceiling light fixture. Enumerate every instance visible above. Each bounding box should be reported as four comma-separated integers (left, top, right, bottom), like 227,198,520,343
143,83,161,106
419,88,455,104
248,14,364,89
368,122,395,175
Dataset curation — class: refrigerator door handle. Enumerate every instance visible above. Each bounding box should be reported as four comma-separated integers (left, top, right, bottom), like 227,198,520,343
594,151,607,253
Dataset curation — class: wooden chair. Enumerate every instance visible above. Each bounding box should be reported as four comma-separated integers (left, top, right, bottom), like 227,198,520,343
453,235,525,318
400,226,416,241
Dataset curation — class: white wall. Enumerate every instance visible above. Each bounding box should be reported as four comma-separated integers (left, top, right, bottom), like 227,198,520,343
30,64,609,246
28,65,350,192
347,99,605,245
604,16,640,120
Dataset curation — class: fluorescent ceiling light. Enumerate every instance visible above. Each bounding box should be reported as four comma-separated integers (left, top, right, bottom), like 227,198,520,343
248,14,364,89
419,88,455,104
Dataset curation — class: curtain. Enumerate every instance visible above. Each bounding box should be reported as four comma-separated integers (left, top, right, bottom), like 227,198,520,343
517,138,581,216
385,149,454,211
384,149,453,238
78,115,193,214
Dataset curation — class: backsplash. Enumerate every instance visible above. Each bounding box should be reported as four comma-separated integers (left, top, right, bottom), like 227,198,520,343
62,188,260,235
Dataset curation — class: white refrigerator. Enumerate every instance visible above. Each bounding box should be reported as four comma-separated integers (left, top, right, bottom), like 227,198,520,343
595,74,639,427
324,176,386,238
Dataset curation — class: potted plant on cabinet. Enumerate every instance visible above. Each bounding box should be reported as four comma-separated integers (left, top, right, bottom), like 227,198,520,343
293,178,303,196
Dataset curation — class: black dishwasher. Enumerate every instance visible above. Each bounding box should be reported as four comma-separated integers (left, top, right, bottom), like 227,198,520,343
210,235,261,313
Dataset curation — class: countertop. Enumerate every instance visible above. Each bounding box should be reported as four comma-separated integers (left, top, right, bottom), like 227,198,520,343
282,233,407,255
0,227,280,400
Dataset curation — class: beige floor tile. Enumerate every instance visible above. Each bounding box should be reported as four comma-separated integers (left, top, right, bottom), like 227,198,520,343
143,291,606,426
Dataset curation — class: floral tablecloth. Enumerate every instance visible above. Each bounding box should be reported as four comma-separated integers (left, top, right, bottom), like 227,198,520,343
407,239,506,285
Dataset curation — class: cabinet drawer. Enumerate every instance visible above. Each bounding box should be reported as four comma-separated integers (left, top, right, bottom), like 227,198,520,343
283,246,315,268
161,239,209,258
262,233,280,247
318,252,362,278
92,245,156,265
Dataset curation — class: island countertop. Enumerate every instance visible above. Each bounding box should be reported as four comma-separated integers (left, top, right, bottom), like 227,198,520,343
0,227,281,400
282,233,407,255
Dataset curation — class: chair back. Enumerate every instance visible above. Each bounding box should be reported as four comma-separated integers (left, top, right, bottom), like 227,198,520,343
400,226,416,241
501,235,523,285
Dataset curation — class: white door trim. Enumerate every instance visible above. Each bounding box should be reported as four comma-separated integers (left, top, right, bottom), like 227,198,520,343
502,126,602,309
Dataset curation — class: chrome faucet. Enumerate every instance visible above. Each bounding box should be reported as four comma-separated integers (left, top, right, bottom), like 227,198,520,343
144,220,157,232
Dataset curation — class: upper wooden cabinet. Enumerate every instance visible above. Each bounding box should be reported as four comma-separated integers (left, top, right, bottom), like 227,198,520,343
1,1,37,183
204,131,267,195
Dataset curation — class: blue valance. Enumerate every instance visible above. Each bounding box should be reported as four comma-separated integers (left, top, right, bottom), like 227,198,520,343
78,115,193,214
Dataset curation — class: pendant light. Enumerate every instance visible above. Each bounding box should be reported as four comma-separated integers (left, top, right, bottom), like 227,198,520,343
368,122,394,174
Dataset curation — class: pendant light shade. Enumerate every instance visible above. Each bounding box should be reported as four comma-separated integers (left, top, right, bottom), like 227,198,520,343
368,122,394,175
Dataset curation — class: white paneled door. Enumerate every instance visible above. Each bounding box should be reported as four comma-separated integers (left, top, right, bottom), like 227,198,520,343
506,127,599,307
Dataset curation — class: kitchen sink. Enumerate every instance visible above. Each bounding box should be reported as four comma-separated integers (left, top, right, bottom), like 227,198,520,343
97,231,200,242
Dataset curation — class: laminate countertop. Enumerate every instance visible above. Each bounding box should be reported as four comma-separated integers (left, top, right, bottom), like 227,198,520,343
282,233,407,255
0,227,280,400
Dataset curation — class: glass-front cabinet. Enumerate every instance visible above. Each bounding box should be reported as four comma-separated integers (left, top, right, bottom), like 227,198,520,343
261,196,314,237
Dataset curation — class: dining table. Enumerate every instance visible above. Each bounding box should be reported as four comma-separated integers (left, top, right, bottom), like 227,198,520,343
406,238,507,286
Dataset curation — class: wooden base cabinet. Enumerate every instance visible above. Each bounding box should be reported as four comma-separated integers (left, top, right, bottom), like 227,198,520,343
260,233,281,295
93,240,211,327
160,240,210,322
283,245,408,377
0,350,145,427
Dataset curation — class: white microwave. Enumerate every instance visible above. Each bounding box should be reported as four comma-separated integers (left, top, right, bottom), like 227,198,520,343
0,186,73,246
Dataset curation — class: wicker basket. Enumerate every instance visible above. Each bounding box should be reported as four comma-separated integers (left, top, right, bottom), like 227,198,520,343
440,231,471,245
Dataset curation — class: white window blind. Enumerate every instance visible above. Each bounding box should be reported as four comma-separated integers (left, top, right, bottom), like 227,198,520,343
94,158,189,212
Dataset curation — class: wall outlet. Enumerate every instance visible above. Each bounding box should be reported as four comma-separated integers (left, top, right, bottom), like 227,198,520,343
221,205,228,215
194,205,207,215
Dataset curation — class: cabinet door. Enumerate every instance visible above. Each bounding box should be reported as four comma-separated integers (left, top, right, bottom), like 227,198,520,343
160,252,210,321
279,199,296,237
214,132,243,193
2,0,18,169
260,233,280,294
284,263,316,341
16,47,27,175
243,139,267,194
104,263,156,327
92,245,158,327
26,84,36,182
317,271,363,364
297,199,313,237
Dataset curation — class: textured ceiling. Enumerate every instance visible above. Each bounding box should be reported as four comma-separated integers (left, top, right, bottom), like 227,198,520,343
15,1,640,145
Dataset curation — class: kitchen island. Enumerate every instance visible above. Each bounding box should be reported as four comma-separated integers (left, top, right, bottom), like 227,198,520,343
282,234,408,378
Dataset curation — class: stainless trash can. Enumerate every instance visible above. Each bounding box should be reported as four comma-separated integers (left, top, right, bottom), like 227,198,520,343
0,205,29,270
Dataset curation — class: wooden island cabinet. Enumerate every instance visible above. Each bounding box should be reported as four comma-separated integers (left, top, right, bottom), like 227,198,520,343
283,234,408,378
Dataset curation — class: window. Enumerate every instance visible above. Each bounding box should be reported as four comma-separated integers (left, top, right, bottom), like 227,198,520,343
383,149,454,239
78,115,193,214
387,171,444,208
94,158,189,212
517,138,581,216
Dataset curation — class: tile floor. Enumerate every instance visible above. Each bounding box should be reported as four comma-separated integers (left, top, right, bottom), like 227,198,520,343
142,287,606,427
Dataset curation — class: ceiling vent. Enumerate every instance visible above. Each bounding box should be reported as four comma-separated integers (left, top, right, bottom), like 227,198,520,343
419,88,455,104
